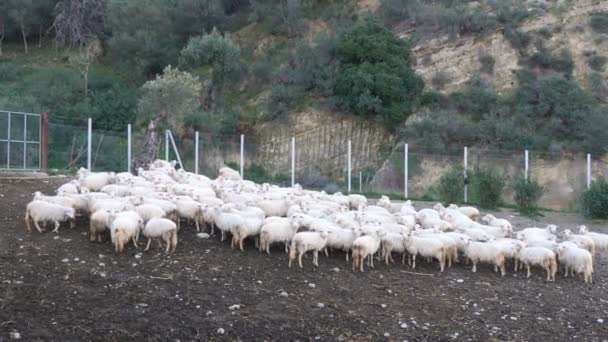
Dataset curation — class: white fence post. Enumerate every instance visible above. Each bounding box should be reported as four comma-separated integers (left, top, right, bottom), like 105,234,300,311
291,136,295,188
167,131,184,171
240,134,244,178
525,149,529,180
404,143,408,199
195,131,199,175
587,153,591,189
87,118,92,171
464,146,468,203
359,171,362,193
165,130,169,161
127,124,132,173
347,140,352,193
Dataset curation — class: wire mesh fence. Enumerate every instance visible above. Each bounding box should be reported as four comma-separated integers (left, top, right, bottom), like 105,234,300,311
4,112,608,211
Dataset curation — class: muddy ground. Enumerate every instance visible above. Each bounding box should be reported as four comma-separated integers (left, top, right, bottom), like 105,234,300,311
1,177,608,341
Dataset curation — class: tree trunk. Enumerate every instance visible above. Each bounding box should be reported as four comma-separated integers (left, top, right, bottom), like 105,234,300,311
38,24,42,48
0,22,4,57
202,81,216,112
20,20,28,54
133,119,161,171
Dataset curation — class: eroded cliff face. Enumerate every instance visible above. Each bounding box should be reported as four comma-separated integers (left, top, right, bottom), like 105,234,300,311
409,0,608,94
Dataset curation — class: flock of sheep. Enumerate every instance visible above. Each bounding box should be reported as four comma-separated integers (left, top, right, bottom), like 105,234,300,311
23,160,608,284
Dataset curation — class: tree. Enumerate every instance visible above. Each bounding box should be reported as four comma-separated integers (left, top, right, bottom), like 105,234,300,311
8,0,35,54
107,0,180,76
334,16,424,126
52,0,107,49
133,66,201,170
0,2,8,56
180,28,241,112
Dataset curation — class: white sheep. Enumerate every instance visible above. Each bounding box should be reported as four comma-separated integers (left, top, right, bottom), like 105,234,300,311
110,211,143,254
447,204,480,221
417,212,452,231
33,191,75,209
258,215,302,254
142,217,178,254
288,230,329,268
89,209,114,242
100,184,131,197
212,205,244,242
135,204,166,224
351,229,383,272
218,166,242,180
491,238,525,272
481,214,513,232
25,200,75,233
518,225,557,242
516,247,557,281
562,229,596,256
56,180,80,195
257,199,289,217
348,194,367,210
381,230,408,265
556,242,593,283
231,205,265,251
175,199,203,231
404,233,446,272
456,227,494,242
79,171,115,191
578,225,608,254
464,241,506,276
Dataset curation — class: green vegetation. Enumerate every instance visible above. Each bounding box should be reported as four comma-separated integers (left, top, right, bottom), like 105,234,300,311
334,16,423,125
580,179,608,219
588,54,607,72
437,166,465,205
513,176,544,216
590,11,608,34
469,166,505,209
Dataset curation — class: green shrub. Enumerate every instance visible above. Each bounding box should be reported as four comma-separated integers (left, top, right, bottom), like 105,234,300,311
590,11,608,34
513,176,544,216
431,72,450,90
580,179,608,219
437,166,465,205
504,28,530,54
528,47,574,75
334,15,424,126
588,54,607,72
479,54,495,74
470,166,504,209
0,62,21,82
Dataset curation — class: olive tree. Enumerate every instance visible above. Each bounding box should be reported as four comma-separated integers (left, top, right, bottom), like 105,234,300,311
133,66,201,170
180,28,241,112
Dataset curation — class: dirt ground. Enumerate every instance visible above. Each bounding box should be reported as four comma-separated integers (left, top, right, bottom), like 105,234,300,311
1,177,608,341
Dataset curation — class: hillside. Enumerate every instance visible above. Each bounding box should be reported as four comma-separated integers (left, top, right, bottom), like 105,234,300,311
1,0,608,203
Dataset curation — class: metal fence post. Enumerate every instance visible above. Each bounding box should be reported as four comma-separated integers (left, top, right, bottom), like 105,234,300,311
127,124,132,173
165,130,169,161
464,146,468,203
404,143,408,198
525,149,529,180
195,131,199,175
7,112,10,168
41,112,48,173
87,118,92,171
291,136,295,188
587,153,591,189
359,171,362,193
23,114,27,169
347,139,352,193
240,134,244,178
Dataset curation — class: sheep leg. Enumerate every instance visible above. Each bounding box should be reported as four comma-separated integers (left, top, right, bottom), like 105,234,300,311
412,255,416,269
145,238,152,251
195,219,200,232
239,237,245,252
439,255,445,272
324,247,328,257
313,250,319,267
500,263,506,277
471,261,477,273
132,237,138,248
514,259,519,273
299,252,304,268
221,230,225,242
564,266,569,277
52,221,60,233
385,252,390,265
546,266,551,282
402,253,406,265
526,264,531,278
345,252,349,262
165,237,171,254
70,219,75,229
